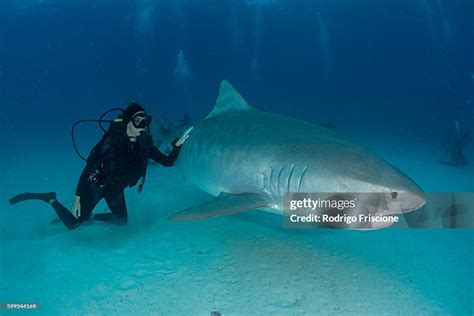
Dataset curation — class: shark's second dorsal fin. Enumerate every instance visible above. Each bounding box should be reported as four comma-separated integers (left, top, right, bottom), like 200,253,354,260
205,80,254,119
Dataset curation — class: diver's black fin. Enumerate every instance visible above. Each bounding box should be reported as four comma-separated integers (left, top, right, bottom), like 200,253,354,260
9,193,80,230
9,192,57,205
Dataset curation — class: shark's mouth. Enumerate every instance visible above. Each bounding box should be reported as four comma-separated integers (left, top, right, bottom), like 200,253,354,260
398,200,427,214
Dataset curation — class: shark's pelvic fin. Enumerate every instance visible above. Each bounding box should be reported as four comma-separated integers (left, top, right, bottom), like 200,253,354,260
205,80,254,120
168,192,271,221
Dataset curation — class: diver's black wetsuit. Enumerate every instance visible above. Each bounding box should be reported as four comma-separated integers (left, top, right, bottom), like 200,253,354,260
9,120,181,230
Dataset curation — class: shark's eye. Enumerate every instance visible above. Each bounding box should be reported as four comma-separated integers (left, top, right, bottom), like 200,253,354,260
391,192,398,199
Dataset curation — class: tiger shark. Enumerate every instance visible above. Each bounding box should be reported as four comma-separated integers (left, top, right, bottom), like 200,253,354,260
169,80,426,228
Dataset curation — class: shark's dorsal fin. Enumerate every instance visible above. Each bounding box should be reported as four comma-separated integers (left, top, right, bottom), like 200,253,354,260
205,80,254,119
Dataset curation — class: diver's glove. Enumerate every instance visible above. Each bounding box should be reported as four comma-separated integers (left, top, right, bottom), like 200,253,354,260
176,126,194,147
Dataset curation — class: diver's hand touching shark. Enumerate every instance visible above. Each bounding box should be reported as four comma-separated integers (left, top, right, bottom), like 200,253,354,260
176,126,194,146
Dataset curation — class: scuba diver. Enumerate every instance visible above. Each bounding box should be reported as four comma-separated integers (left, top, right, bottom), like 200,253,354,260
437,120,470,168
9,102,193,230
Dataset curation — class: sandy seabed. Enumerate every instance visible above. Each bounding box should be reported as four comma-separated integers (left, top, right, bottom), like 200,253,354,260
1,139,473,315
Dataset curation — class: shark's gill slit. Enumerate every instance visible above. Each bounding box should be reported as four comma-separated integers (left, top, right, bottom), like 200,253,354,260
277,165,284,195
259,172,265,191
269,167,274,195
287,164,295,192
298,166,308,193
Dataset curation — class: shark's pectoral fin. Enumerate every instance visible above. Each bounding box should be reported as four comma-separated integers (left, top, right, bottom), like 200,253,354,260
169,192,272,221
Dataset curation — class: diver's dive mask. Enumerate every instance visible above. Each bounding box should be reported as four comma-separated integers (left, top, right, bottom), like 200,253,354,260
131,111,152,129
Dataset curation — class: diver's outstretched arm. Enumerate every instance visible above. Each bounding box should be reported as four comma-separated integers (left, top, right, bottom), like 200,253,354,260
149,138,182,166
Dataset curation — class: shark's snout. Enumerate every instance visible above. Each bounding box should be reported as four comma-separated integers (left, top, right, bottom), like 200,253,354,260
383,188,427,215
359,160,427,214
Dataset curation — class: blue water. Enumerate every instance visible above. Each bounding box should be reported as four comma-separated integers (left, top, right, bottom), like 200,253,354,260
0,0,473,315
